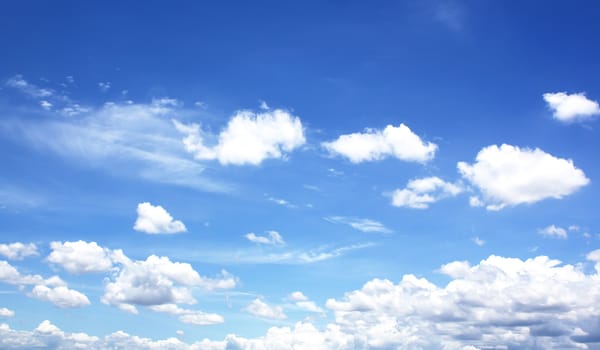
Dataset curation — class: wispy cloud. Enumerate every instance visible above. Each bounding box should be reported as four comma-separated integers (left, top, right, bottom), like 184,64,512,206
324,216,392,234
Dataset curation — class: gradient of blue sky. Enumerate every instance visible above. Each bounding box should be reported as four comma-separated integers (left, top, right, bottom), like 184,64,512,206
1,1,600,349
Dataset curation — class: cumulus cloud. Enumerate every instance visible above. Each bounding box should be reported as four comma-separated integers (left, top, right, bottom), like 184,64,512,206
133,202,187,234
102,254,236,314
47,240,114,273
322,123,437,163
173,108,305,166
0,260,89,308
324,216,392,234
3,251,600,349
538,224,568,239
245,231,285,246
543,92,600,122
288,292,324,313
391,176,462,209
0,242,38,260
0,307,14,317
458,144,589,210
149,304,224,326
243,298,287,320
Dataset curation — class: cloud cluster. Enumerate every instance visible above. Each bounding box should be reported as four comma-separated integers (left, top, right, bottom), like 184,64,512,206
459,144,589,210
174,109,305,166
0,242,38,260
391,176,462,209
133,202,187,234
543,92,600,122
322,123,437,163
538,224,568,239
3,250,600,349
288,291,324,313
0,260,89,308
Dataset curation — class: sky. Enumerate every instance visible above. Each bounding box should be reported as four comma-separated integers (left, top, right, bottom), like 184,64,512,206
1,1,600,349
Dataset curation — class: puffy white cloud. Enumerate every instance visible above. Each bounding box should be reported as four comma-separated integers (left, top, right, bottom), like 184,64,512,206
149,304,224,326
538,225,568,239
102,254,236,313
174,108,305,166
288,291,324,313
0,242,38,260
244,231,285,245
324,216,392,234
543,92,600,122
47,240,114,273
243,298,287,320
0,260,89,308
133,202,187,234
458,144,589,210
29,285,90,308
288,291,309,302
391,176,462,209
0,308,14,317
322,123,437,163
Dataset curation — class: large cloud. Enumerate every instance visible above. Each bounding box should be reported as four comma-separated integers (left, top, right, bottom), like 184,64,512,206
47,240,114,273
2,250,600,349
133,202,187,234
173,109,305,166
322,124,437,163
543,92,600,122
458,144,589,210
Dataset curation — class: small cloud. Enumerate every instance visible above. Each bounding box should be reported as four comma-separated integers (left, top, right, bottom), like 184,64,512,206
133,202,187,234
98,82,111,92
245,231,285,246
61,104,90,116
327,168,344,177
194,101,206,108
325,216,392,234
288,291,308,302
472,237,485,246
267,196,296,208
543,92,600,122
65,76,75,84
40,100,53,110
243,298,286,320
538,225,568,239
259,100,270,110
0,242,39,260
391,176,462,209
568,225,580,232
0,307,15,317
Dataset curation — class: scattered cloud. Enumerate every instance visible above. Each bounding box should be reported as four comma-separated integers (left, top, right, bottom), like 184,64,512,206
288,292,323,313
245,231,285,246
543,92,600,122
288,291,308,302
391,176,462,209
243,298,287,320
47,240,115,273
458,144,589,210
538,225,568,239
267,196,296,208
133,202,187,234
173,108,305,166
5,75,54,99
39,100,53,110
98,82,111,92
324,216,392,234
149,304,224,326
322,123,437,163
0,242,38,260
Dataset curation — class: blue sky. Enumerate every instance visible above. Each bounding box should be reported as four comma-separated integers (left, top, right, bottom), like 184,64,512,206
1,1,600,349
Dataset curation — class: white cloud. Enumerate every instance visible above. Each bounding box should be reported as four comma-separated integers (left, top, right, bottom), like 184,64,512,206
472,237,485,246
543,92,600,122
39,100,53,110
5,75,54,98
0,308,14,317
267,196,297,208
174,108,305,165
98,82,111,92
288,291,324,313
29,285,90,308
3,251,600,349
149,304,224,326
0,260,89,308
102,254,236,313
391,176,462,209
4,100,231,193
288,291,309,301
0,242,38,260
245,231,285,246
133,202,187,234
47,240,115,273
458,144,589,210
243,298,287,320
538,225,568,239
324,216,392,234
322,123,437,163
